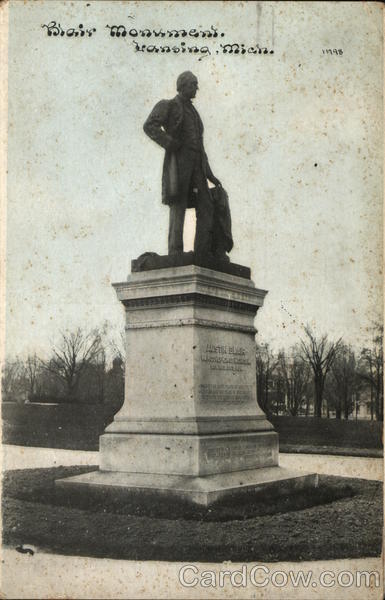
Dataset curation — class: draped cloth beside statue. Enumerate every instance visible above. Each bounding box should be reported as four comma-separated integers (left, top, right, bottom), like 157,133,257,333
210,186,233,258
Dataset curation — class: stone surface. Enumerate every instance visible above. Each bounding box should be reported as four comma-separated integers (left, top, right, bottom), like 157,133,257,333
56,466,319,506
56,263,318,506
131,251,250,279
100,431,278,476
102,264,276,480
109,266,268,431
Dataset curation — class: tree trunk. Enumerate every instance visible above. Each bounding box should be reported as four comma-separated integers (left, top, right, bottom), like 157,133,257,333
265,376,269,414
256,375,265,412
370,384,374,420
314,377,323,418
343,392,349,419
66,379,78,402
375,387,383,421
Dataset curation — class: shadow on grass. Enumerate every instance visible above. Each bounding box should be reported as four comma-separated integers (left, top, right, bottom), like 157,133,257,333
3,466,383,562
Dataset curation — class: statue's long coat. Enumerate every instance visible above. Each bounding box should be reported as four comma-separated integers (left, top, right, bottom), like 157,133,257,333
143,95,212,207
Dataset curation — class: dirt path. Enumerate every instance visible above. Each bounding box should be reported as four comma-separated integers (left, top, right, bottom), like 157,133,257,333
2,549,382,600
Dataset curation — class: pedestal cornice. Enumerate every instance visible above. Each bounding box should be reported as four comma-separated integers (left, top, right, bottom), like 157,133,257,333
113,265,267,310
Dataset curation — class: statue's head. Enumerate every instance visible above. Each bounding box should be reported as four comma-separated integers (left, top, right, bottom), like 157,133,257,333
177,71,198,99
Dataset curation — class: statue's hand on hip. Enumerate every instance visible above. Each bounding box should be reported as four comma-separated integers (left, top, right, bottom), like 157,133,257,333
209,176,221,187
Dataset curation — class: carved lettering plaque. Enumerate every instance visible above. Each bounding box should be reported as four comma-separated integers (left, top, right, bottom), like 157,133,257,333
204,443,274,466
200,343,252,372
198,383,253,404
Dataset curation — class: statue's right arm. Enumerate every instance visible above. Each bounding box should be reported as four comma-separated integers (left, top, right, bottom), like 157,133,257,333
143,100,175,151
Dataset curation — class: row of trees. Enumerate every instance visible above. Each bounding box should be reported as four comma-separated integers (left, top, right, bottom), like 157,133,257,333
2,323,383,422
256,325,383,421
2,327,124,407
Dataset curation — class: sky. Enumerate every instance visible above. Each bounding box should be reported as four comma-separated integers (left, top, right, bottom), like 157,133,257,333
5,0,383,359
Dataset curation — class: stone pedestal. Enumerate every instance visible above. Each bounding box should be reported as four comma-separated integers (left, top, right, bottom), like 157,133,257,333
57,264,317,505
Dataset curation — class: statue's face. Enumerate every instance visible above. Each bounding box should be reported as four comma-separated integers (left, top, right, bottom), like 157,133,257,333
182,77,199,99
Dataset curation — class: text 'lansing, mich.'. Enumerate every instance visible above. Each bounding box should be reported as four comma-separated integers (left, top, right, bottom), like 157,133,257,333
40,22,275,59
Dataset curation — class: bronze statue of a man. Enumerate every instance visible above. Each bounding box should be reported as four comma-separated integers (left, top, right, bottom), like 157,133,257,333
143,71,225,259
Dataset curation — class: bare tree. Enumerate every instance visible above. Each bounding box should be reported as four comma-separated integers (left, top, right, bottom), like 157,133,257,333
104,356,125,416
108,329,126,364
330,344,357,419
25,353,43,400
300,325,342,418
1,358,26,402
278,347,311,416
44,328,104,401
77,347,107,404
256,343,278,416
359,324,383,421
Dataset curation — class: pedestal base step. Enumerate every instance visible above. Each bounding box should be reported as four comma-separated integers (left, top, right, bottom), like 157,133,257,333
56,466,318,507
99,430,279,476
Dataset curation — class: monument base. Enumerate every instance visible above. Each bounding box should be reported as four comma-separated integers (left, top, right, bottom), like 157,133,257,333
99,430,278,476
56,264,318,508
56,466,318,507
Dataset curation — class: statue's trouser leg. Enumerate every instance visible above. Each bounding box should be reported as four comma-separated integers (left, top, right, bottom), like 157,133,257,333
193,167,214,257
168,148,196,255
168,201,186,254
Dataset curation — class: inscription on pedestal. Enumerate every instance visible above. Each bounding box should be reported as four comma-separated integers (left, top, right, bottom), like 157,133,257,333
204,442,274,467
199,383,253,403
200,343,251,372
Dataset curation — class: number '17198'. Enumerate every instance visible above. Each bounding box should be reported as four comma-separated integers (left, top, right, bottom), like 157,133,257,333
323,49,343,55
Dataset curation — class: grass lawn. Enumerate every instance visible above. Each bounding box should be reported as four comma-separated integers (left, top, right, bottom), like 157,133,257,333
271,416,383,453
3,406,382,455
278,444,383,458
3,466,382,563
